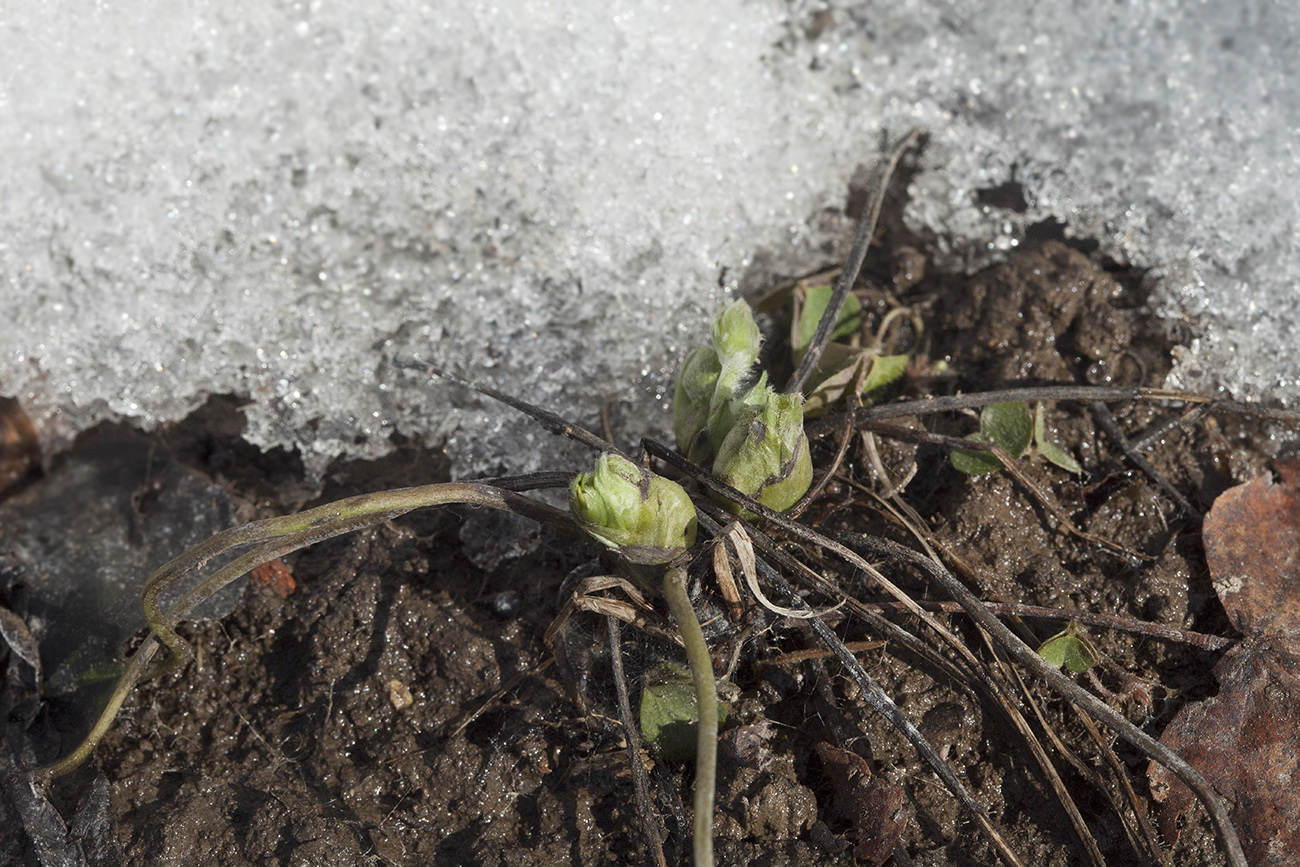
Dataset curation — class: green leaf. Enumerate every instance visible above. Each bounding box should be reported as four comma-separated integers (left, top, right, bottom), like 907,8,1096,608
640,664,727,762
800,344,865,418
861,354,910,400
802,349,912,418
981,402,1033,458
1034,403,1082,474
794,284,861,359
78,660,127,687
950,433,1006,475
1037,622,1099,673
1038,439,1083,474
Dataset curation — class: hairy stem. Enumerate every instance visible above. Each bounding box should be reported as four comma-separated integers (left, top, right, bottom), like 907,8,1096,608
660,564,716,867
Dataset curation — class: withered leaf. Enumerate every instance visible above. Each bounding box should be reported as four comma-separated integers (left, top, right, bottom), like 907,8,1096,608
0,602,41,687
251,558,297,599
1148,462,1300,865
0,396,40,500
814,742,908,865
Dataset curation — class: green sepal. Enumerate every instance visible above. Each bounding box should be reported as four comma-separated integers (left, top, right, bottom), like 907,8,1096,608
703,372,769,461
712,390,812,517
570,455,698,564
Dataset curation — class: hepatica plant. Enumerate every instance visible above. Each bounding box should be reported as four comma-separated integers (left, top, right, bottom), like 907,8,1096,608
674,300,812,515
29,140,1265,866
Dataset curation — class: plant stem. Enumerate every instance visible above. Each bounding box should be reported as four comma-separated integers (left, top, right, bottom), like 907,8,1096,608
660,564,716,867
33,482,572,784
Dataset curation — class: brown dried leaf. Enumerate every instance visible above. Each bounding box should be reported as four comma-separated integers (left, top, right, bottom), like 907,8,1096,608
251,558,297,599
0,396,40,499
0,602,41,687
1148,463,1300,865
814,742,908,865
1203,465,1300,638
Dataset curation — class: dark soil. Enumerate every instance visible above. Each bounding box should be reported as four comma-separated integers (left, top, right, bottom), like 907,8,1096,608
1,218,1287,866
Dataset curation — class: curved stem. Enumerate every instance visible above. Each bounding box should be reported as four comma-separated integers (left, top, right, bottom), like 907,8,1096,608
660,565,716,867
34,637,161,783
141,482,571,673
34,482,573,783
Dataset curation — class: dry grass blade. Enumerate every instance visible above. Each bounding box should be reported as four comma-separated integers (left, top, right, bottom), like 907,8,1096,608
606,616,669,867
648,438,1248,867
847,532,1248,867
1089,400,1202,524
785,128,920,396
858,418,1150,560
853,449,1110,866
693,508,1029,867
983,639,1109,867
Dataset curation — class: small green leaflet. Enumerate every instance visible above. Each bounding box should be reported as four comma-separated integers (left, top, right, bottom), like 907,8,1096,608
640,663,728,762
1034,402,1082,474
951,401,1082,475
794,284,861,360
950,401,1032,474
1037,621,1099,673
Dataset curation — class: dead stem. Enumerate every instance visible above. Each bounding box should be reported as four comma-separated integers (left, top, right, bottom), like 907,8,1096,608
655,439,1249,867
785,128,921,396
34,482,573,784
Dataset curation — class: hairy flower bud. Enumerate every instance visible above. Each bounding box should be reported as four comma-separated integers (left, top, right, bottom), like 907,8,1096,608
673,300,767,467
673,345,722,460
710,300,762,409
704,372,769,461
711,299,762,371
570,454,698,564
712,390,812,517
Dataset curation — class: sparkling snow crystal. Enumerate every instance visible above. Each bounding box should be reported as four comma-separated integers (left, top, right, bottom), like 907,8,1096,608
3,0,1297,481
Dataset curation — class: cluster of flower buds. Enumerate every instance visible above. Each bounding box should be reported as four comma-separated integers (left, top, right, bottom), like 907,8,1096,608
672,300,812,516
673,300,765,465
711,385,811,517
569,453,698,565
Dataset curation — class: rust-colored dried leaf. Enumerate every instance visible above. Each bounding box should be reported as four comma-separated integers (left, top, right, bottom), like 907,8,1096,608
814,742,908,864
1149,466,1300,865
1202,472,1300,638
251,559,296,598
0,397,40,499
1149,639,1300,864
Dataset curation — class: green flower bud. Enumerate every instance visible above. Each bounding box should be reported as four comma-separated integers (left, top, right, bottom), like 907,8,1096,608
711,300,762,403
673,345,722,460
712,390,812,517
705,372,769,460
674,300,767,467
711,299,762,370
570,454,698,564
